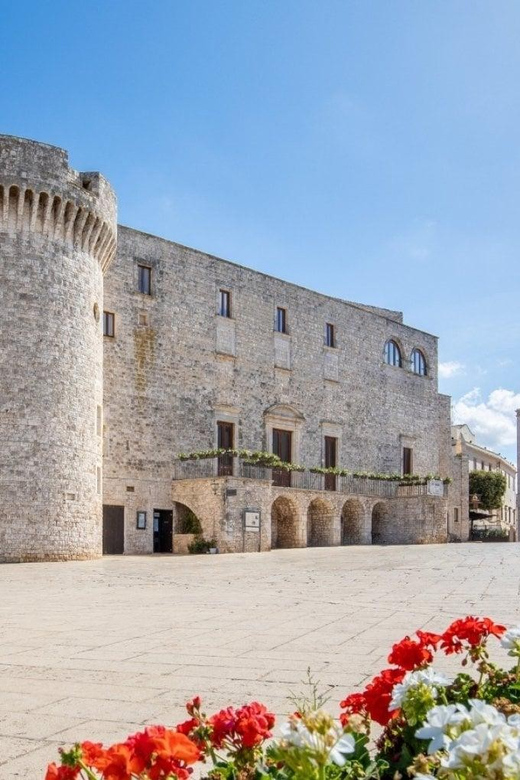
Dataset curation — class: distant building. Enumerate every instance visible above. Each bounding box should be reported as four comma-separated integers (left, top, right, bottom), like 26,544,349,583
451,424,517,539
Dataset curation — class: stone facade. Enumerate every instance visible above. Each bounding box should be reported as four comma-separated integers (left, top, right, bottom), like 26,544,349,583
0,136,116,562
0,135,453,561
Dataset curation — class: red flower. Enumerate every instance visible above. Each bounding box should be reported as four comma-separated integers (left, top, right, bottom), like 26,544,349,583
234,702,275,748
388,636,433,671
80,741,106,767
440,616,506,654
176,718,198,737
44,765,79,780
186,696,201,715
416,630,442,649
362,668,405,726
339,692,366,726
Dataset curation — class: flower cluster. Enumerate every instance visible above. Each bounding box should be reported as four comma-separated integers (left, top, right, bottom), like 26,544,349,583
46,616,520,780
45,726,199,780
415,700,520,777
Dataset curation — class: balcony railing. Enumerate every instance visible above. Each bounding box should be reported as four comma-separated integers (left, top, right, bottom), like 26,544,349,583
172,458,448,498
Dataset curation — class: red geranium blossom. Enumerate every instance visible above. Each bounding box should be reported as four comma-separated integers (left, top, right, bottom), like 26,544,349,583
440,616,506,655
44,765,80,780
339,692,367,726
387,636,433,671
362,668,405,725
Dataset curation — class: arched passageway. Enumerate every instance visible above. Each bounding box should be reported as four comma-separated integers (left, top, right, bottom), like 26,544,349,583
307,498,335,547
341,499,365,545
173,502,202,534
371,502,390,544
271,496,299,549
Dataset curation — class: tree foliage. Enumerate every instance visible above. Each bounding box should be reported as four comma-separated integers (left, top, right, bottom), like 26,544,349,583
469,470,507,510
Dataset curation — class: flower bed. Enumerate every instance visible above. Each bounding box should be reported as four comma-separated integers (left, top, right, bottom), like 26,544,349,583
46,616,520,779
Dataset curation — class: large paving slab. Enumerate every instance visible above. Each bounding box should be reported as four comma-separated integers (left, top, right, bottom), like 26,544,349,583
1,543,519,778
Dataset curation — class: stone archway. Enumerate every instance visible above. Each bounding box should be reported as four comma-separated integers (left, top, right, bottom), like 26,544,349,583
307,498,335,547
173,502,202,534
371,502,390,544
271,496,299,549
341,499,365,545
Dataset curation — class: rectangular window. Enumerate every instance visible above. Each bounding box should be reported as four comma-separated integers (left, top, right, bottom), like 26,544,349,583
402,447,413,476
454,507,459,523
276,307,287,334
96,405,102,437
325,323,335,348
103,311,115,337
324,436,337,491
217,421,234,476
219,289,231,318
272,428,292,487
138,265,151,295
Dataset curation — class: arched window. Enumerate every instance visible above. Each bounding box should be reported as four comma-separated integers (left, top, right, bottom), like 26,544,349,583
384,339,402,367
411,348,427,376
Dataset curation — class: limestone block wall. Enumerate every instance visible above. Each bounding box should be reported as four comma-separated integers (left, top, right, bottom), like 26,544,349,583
103,226,450,552
0,136,117,561
449,454,470,542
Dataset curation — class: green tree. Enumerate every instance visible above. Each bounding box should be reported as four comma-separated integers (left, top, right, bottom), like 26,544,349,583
469,470,507,510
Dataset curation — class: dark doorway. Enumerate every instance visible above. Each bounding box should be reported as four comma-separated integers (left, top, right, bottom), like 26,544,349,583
272,428,292,487
324,436,337,491
217,421,234,476
153,509,173,553
103,505,124,555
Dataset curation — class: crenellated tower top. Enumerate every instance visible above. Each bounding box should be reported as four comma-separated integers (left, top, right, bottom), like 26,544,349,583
0,134,117,272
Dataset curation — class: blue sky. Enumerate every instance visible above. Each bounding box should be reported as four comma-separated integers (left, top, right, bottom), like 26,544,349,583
2,1,519,461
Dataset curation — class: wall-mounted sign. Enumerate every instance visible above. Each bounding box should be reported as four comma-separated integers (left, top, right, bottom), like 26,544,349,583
427,480,444,497
244,510,260,531
136,511,147,529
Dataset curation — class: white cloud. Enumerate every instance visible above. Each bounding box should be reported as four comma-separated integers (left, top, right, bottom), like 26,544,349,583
452,387,520,452
438,361,465,379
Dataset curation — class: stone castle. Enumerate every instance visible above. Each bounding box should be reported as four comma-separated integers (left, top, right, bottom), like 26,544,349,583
0,135,467,562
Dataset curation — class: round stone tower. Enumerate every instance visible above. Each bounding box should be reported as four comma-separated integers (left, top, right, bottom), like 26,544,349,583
0,136,117,561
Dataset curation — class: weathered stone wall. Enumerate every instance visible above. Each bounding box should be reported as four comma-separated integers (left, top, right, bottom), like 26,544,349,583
103,227,449,552
171,478,447,553
0,135,117,561
449,454,470,542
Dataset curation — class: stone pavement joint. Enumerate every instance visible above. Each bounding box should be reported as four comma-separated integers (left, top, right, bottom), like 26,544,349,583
1,544,519,778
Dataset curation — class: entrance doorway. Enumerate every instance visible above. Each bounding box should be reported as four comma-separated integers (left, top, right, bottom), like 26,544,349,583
153,509,173,553
272,428,292,487
103,505,124,554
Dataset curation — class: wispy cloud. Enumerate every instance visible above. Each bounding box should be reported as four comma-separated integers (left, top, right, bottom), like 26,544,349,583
452,387,520,452
439,361,465,379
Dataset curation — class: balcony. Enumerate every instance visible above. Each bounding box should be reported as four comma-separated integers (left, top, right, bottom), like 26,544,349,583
172,457,447,498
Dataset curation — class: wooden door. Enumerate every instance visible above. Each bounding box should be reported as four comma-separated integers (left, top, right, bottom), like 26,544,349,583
153,510,173,553
103,505,124,555
217,421,234,476
324,436,337,491
272,429,292,487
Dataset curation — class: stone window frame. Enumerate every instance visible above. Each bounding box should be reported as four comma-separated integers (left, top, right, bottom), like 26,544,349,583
216,286,234,320
103,310,115,338
213,405,240,449
264,404,305,464
137,263,152,296
321,421,342,467
399,434,416,476
383,338,403,368
410,347,428,377
325,322,337,349
275,305,289,335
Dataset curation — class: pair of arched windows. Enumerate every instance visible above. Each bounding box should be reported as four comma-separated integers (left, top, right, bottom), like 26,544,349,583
384,340,427,376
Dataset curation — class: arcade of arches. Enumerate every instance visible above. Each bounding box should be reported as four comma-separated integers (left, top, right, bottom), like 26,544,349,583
270,495,390,549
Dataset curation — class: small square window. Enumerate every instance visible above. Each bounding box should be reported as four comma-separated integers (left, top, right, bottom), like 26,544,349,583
103,311,115,337
138,265,151,295
276,307,287,334
325,323,335,348
219,289,231,318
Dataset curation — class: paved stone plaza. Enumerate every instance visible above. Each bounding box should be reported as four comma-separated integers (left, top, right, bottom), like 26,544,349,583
1,544,519,778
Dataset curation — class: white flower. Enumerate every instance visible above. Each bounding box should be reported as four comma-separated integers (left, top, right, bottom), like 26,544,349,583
329,732,356,766
390,667,453,709
501,626,520,656
467,699,506,727
415,704,468,753
279,716,355,766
